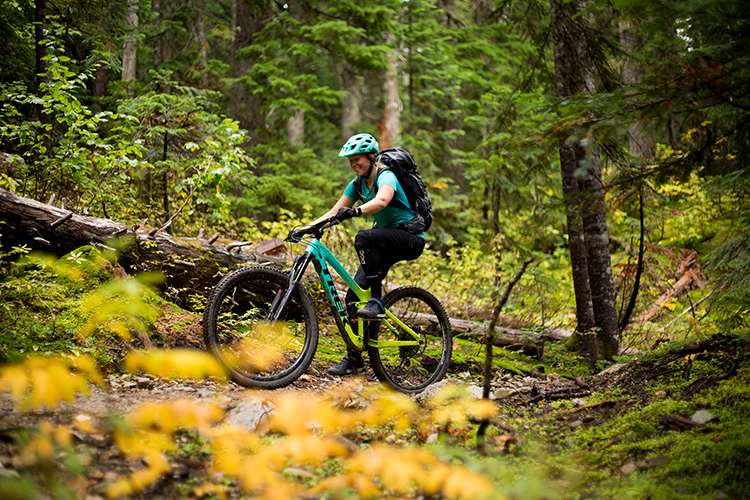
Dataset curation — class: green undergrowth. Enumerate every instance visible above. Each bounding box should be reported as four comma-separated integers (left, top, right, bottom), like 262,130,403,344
0,246,168,368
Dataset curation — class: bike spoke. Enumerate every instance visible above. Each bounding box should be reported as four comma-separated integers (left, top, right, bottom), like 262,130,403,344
203,267,318,389
369,287,452,393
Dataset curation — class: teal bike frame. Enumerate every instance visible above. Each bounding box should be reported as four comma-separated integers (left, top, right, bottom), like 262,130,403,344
277,219,420,352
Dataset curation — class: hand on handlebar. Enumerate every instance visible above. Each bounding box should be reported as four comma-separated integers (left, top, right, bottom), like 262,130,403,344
336,206,362,221
287,215,346,243
286,228,303,242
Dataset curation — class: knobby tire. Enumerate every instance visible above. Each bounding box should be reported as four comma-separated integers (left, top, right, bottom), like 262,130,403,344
368,286,452,393
202,266,318,389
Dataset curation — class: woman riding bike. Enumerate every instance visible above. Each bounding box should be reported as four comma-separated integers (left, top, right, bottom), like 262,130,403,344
293,133,426,376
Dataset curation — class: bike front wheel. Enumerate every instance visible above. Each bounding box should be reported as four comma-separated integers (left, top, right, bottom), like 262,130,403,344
202,266,318,389
368,286,452,394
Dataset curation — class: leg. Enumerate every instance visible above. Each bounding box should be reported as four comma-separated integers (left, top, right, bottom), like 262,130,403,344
354,228,425,319
330,229,425,375
329,267,367,376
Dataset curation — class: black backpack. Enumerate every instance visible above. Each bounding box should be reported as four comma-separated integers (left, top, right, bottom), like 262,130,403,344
354,147,433,233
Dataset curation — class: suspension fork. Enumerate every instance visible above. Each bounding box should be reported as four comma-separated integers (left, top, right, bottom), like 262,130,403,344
267,252,314,321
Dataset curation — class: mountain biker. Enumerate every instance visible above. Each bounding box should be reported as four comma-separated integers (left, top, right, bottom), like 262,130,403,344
301,133,426,376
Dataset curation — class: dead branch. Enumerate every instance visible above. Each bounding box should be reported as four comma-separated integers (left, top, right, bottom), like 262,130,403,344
636,253,705,323
478,257,534,455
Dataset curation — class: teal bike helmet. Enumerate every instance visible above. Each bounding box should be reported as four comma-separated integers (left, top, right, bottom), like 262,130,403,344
338,133,379,157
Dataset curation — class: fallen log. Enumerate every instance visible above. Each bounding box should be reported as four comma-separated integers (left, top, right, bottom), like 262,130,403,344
0,188,286,305
403,315,570,356
449,317,572,341
636,252,705,324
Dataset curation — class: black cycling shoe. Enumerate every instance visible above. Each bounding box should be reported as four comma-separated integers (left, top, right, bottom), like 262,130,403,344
327,355,365,376
357,298,385,320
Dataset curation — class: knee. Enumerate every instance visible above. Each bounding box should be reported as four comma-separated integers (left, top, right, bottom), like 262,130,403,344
354,230,373,249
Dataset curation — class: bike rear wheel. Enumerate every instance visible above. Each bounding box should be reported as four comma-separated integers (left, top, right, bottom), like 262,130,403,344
368,286,452,393
202,266,318,389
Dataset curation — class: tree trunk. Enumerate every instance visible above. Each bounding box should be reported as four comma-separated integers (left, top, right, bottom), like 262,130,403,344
620,21,655,159
381,36,402,149
550,0,619,361
230,0,268,147
559,142,598,366
579,153,619,358
91,56,109,101
33,0,52,171
287,108,305,146
122,0,138,86
197,0,209,87
152,0,172,94
34,0,48,95
338,62,362,141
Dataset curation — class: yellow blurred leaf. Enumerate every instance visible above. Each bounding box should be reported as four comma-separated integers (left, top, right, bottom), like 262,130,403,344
124,348,227,381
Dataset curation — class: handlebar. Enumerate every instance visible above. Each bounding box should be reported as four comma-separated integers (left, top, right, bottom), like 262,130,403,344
285,215,342,243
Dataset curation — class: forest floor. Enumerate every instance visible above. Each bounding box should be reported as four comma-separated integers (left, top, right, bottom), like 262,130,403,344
1,316,748,499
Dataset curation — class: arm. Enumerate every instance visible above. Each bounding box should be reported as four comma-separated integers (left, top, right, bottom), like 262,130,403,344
303,172,395,227
359,183,394,215
308,194,356,226
310,179,394,223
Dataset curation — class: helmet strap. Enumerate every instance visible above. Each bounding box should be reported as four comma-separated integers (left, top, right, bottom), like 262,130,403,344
359,154,377,180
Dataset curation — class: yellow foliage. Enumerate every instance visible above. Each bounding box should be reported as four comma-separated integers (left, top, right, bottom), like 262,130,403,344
267,392,322,435
108,399,226,497
420,383,499,428
348,445,499,500
256,435,350,470
441,467,498,500
259,479,302,500
430,398,498,427
125,399,224,435
218,322,292,374
78,274,162,341
193,482,228,499
19,420,72,465
123,348,227,381
266,384,424,436
73,414,96,434
0,355,100,410
206,424,262,475
106,450,171,498
8,362,504,500
114,428,176,458
70,354,104,385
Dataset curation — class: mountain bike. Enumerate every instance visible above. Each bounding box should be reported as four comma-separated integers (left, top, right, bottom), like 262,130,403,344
202,215,452,394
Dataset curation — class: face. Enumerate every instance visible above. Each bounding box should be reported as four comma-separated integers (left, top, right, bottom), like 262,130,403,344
348,153,371,177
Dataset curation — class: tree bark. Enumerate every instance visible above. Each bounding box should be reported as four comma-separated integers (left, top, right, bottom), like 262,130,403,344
620,21,655,159
0,189,284,306
122,0,138,85
550,0,619,361
287,107,305,146
338,62,362,142
559,142,598,366
152,0,172,75
381,35,402,149
579,154,619,358
34,0,48,95
230,0,269,147
197,0,209,87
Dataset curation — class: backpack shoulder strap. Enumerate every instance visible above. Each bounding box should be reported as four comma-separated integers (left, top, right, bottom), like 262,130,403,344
377,166,412,212
356,168,412,212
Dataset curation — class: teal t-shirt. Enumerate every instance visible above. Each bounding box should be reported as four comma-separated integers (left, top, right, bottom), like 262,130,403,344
344,169,425,240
